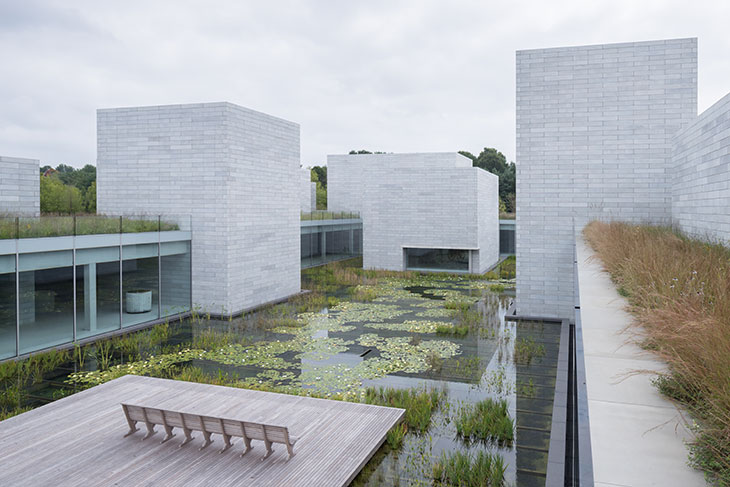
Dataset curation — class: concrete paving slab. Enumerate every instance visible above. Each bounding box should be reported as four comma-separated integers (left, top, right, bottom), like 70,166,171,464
577,237,706,487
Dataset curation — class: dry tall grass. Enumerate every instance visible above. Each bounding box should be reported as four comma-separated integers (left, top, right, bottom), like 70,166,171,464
584,221,730,484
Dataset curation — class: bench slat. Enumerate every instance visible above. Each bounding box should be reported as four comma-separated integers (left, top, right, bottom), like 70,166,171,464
120,403,297,458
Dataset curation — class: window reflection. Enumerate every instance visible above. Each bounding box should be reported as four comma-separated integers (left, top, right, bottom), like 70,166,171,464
18,250,74,354
405,248,470,272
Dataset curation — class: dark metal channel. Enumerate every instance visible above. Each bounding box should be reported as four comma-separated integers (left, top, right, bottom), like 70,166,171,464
565,323,578,486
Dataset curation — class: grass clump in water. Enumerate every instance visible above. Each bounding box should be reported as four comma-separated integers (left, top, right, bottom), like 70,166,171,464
435,324,469,337
385,422,407,450
455,398,514,445
364,386,444,433
489,283,505,293
513,337,545,365
432,450,506,486
351,285,377,302
444,299,471,312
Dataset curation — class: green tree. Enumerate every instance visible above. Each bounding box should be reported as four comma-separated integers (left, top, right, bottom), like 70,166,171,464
56,164,96,192
469,147,516,212
310,166,327,209
40,176,83,214
310,166,327,189
84,181,97,213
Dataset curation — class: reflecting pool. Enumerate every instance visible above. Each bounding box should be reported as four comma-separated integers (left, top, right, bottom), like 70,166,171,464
0,257,558,486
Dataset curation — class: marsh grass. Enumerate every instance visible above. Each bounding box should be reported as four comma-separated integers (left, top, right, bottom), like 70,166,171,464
584,220,730,483
432,450,506,486
386,422,407,450
489,283,506,293
455,398,514,445
513,337,545,365
451,307,484,329
364,386,445,433
0,214,179,240
435,323,469,337
351,285,378,302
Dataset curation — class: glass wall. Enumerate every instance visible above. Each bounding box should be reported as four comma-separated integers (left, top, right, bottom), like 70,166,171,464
18,250,75,355
0,254,16,359
161,241,191,317
0,216,192,360
76,247,121,340
122,244,159,327
405,248,470,272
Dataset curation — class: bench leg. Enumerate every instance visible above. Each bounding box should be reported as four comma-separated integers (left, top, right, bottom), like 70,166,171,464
262,439,274,460
219,434,233,454
179,428,195,448
239,438,253,457
199,431,213,451
142,421,156,441
123,420,139,438
160,425,176,444
286,443,296,460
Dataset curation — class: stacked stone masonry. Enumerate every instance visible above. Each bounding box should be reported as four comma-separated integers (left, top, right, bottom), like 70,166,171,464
672,92,730,243
0,156,40,216
299,167,315,213
328,152,499,273
516,38,698,318
97,102,300,314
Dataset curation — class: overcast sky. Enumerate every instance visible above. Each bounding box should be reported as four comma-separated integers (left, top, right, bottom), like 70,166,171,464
1,0,728,168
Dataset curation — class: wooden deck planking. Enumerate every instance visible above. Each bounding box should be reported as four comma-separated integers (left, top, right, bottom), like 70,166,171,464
0,375,404,487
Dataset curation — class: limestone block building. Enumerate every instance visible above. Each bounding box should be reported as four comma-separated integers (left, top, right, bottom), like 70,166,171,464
0,156,40,216
97,102,301,314
672,92,730,243
328,152,499,273
299,167,316,213
516,38,698,318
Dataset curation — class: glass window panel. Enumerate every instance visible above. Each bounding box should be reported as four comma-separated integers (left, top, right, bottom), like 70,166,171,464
122,244,159,327
160,241,191,317
18,250,74,354
76,247,120,339
0,254,16,359
405,248,470,272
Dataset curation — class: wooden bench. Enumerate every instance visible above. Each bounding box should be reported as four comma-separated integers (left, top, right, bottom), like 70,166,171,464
120,403,298,459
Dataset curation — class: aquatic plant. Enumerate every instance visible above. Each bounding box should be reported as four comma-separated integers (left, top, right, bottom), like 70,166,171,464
513,336,545,365
435,324,468,337
351,285,378,302
191,328,236,350
364,320,446,334
385,422,408,450
432,450,506,486
443,299,474,312
95,340,113,371
455,397,514,445
364,386,445,433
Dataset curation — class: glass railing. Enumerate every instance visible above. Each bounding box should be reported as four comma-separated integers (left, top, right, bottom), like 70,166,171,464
0,214,191,240
300,210,360,221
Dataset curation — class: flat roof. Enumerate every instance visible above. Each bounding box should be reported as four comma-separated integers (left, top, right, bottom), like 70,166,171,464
0,375,404,487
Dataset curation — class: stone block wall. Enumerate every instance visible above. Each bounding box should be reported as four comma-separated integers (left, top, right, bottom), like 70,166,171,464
516,38,697,318
476,169,500,273
327,152,499,272
97,102,300,314
0,156,40,216
672,92,730,243
299,167,314,213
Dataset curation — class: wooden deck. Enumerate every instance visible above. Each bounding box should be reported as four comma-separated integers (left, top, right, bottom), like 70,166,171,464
0,375,404,487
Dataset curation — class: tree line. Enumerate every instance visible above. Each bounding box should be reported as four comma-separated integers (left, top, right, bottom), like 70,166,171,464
39,164,96,214
309,147,516,213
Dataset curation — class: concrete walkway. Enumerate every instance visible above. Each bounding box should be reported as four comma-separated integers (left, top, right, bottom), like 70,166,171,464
576,238,706,487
